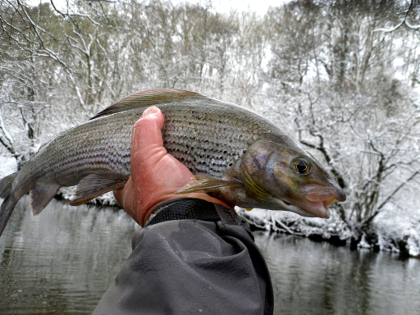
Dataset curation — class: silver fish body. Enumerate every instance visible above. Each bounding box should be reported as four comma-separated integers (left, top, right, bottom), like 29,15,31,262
23,94,276,188
0,89,346,236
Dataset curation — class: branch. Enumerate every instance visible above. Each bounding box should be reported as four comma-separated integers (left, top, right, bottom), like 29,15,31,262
49,0,100,26
300,132,347,189
374,0,420,32
362,169,420,227
376,169,420,212
0,111,14,147
0,111,21,161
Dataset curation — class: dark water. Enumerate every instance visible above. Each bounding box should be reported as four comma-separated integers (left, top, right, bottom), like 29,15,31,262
1,197,419,314
0,197,136,314
254,233,420,315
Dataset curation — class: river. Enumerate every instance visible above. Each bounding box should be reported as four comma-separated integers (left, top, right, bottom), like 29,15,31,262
1,197,419,314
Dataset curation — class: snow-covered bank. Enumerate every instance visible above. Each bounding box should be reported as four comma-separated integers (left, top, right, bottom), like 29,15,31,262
2,154,419,258
53,192,420,258
56,187,118,207
238,208,420,258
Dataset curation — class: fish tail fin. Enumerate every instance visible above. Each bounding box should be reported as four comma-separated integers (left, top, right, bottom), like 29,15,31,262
0,172,33,237
0,194,18,237
0,172,17,199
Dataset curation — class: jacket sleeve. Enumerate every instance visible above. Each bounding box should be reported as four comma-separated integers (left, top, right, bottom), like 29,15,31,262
92,201,273,315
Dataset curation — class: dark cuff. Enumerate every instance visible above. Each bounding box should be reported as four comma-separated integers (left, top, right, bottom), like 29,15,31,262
145,198,221,226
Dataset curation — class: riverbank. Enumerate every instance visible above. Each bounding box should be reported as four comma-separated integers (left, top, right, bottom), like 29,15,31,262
1,158,419,258
58,188,420,258
238,208,420,258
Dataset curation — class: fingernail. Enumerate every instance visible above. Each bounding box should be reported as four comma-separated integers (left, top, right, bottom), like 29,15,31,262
142,106,160,118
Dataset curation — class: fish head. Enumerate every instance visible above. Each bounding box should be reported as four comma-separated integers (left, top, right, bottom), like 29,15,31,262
233,136,346,218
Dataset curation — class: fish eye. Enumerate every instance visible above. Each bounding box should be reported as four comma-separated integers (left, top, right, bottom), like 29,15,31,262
293,158,311,174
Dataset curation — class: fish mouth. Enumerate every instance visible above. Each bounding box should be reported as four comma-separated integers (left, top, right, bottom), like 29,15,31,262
282,198,332,218
283,185,346,219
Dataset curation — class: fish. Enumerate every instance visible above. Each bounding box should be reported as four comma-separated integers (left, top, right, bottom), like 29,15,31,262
0,89,346,236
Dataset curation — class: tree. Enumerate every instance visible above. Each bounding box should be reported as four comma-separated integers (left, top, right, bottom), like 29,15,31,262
0,0,128,166
264,0,420,243
1,0,419,250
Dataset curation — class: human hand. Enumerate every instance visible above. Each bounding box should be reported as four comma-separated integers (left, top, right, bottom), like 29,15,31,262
114,106,230,226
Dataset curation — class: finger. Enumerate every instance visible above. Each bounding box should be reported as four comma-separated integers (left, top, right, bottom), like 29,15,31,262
132,106,164,150
113,185,125,206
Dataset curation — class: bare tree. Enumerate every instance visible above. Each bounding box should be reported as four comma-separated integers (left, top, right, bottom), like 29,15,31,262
265,0,420,242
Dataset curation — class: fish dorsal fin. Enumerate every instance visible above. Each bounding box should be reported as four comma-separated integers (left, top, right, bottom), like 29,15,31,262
91,89,202,120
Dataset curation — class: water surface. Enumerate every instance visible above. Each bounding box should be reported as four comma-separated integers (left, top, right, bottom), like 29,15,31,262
254,232,420,315
0,197,135,314
1,197,419,314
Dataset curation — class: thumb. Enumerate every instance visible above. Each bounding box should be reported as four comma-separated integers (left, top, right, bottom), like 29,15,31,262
131,106,165,152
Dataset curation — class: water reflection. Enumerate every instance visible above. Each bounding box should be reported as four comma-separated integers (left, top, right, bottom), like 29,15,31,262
254,232,420,315
1,197,419,314
0,196,136,314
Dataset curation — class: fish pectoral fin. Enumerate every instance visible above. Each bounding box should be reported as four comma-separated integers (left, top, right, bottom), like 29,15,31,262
175,177,242,194
30,183,61,215
70,175,127,206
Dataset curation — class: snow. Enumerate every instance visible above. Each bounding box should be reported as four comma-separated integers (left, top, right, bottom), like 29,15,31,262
1,152,419,256
374,208,420,256
2,0,420,258
174,0,292,16
0,156,17,178
405,229,420,257
58,187,117,207
239,206,420,257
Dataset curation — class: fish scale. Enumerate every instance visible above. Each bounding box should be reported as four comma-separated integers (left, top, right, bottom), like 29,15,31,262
162,106,268,176
20,94,274,194
31,114,134,186
0,89,346,237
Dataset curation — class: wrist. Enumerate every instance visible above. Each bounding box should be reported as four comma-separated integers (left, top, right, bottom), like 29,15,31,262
141,193,232,226
144,197,224,226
